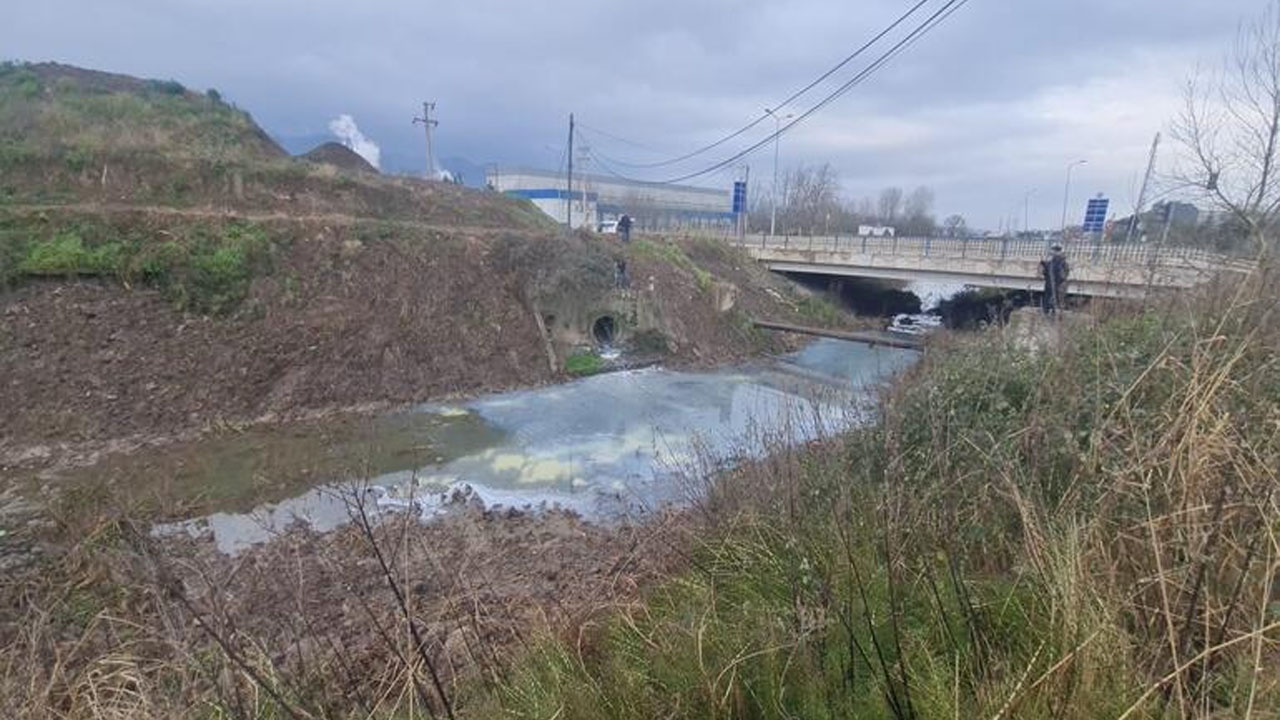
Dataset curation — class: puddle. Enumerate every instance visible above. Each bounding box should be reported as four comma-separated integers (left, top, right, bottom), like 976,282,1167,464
149,339,917,553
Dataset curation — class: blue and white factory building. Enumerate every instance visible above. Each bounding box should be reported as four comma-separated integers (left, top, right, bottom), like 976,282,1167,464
486,167,736,231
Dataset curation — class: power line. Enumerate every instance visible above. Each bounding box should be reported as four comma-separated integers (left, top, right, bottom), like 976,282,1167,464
581,0,937,170
584,144,738,187
575,122,667,154
644,0,971,185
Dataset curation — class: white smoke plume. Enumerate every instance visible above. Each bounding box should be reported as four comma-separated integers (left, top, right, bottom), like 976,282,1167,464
328,114,381,169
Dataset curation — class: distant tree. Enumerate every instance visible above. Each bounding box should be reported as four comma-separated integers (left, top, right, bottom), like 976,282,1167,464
206,88,222,103
904,186,933,218
1171,0,1280,253
900,186,937,235
781,163,842,234
878,187,903,223
943,214,968,237
856,196,875,220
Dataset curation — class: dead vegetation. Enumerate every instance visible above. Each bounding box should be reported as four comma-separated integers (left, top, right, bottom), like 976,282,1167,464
473,262,1280,718
6,261,1275,719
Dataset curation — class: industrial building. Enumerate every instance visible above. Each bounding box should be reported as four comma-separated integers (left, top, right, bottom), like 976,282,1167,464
486,167,736,231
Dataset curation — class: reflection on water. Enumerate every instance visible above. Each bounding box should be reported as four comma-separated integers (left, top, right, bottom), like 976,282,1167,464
157,340,917,553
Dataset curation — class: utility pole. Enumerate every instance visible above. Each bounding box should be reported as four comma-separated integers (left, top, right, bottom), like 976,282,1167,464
1023,187,1036,234
1060,159,1087,237
1160,203,1174,246
764,108,793,238
741,164,750,239
565,113,574,232
412,102,438,179
1125,132,1160,243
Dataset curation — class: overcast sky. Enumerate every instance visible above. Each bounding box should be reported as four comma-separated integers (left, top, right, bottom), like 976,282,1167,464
2,0,1262,229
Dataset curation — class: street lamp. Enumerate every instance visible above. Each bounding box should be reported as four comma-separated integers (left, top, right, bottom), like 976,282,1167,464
765,107,794,238
1060,159,1087,237
1023,187,1037,234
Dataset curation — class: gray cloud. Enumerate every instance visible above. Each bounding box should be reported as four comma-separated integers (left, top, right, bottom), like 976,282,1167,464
2,0,1261,228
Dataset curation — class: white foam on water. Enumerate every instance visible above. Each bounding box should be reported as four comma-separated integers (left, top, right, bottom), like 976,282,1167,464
907,280,969,310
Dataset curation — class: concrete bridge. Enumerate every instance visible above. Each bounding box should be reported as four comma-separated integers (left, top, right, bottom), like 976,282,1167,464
730,235,1250,299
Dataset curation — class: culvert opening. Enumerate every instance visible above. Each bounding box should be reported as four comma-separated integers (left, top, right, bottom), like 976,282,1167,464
592,315,617,346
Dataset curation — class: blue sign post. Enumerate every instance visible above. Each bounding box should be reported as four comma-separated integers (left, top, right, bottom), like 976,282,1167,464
1082,196,1109,234
732,181,748,239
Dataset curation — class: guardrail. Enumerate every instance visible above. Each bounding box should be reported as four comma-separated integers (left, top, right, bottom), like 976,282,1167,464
634,228,1254,271
701,233,1259,269
733,234,1239,267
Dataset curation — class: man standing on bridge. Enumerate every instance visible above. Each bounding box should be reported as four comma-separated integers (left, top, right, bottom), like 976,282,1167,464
1040,243,1069,315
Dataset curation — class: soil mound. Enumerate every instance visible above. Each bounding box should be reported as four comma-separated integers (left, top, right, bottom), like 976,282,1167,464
1,61,285,160
301,141,378,174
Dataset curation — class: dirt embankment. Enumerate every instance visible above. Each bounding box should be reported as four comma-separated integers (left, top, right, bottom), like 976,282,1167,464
300,141,379,174
1,223,542,461
1,215,829,470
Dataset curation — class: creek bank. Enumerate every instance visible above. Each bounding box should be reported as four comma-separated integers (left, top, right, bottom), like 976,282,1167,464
1,229,836,472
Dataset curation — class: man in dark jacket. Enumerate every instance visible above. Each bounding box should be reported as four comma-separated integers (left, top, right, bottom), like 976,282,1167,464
1040,244,1069,315
617,214,633,243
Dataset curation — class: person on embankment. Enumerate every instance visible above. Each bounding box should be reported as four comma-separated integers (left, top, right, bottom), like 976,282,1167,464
617,214,633,243
1040,243,1069,315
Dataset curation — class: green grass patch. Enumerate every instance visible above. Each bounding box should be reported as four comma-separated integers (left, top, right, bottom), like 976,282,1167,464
477,270,1280,718
564,350,605,377
795,293,845,327
19,231,122,276
631,238,713,293
1,214,277,313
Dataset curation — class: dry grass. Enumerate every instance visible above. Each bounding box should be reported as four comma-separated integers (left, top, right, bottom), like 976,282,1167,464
3,262,1277,719
476,262,1280,718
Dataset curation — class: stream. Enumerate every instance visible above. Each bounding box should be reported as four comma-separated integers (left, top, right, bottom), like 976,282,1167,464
155,339,917,553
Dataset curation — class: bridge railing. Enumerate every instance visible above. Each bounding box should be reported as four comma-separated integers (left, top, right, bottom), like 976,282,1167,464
639,227,1251,269
727,234,1237,267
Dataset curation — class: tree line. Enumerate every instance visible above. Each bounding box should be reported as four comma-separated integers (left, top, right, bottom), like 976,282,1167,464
746,163,966,237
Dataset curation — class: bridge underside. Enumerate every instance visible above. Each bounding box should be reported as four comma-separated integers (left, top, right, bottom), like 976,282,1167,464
762,261,1146,299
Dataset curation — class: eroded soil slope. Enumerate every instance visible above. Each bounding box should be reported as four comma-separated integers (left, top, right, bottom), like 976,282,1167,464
2,216,830,468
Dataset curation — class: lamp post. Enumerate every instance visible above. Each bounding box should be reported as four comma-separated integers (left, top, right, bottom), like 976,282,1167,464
1060,159,1087,237
765,108,794,238
1023,187,1036,234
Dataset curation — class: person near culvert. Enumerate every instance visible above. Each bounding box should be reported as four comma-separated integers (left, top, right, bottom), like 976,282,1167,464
614,257,630,289
617,214,633,243
1040,243,1069,315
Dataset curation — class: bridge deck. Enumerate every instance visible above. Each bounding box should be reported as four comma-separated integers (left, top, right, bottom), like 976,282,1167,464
721,235,1250,299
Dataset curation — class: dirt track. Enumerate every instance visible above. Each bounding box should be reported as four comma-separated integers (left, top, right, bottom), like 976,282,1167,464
5,201,534,234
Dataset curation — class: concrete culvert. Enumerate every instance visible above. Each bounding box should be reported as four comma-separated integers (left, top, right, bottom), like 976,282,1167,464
592,315,616,346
